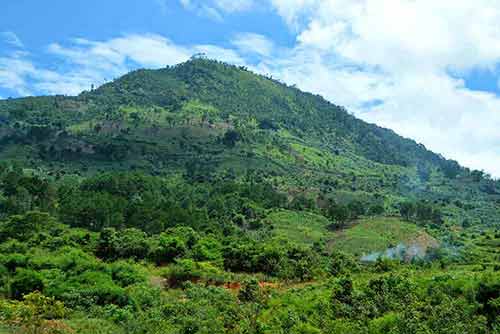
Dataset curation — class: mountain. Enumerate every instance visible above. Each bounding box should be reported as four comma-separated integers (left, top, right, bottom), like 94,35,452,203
0,58,459,170
1,58,500,333
0,58,498,226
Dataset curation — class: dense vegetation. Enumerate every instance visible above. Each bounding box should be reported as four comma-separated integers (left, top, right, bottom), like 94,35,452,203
0,59,499,333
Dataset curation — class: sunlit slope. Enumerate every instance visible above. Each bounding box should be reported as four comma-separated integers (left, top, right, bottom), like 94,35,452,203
0,58,500,226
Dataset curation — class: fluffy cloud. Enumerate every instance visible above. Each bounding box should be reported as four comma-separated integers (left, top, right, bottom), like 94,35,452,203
0,56,35,96
264,0,500,176
0,34,242,97
232,33,274,57
193,45,246,64
3,1,500,175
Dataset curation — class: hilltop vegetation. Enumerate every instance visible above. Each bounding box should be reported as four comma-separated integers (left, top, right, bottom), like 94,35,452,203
0,59,499,333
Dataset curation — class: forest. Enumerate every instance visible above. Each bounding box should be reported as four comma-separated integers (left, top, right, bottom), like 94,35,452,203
0,59,499,333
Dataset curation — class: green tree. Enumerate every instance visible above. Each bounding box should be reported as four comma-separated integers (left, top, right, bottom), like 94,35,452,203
9,269,45,300
238,277,260,302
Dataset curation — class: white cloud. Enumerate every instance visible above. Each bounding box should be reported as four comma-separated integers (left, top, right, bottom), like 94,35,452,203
269,0,316,29
0,34,246,97
1,31,24,48
194,45,246,64
3,1,500,176
263,0,500,176
0,57,35,96
213,0,254,12
0,53,102,96
179,0,254,20
232,33,274,57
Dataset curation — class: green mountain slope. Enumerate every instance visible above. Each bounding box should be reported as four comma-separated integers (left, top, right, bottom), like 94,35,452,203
0,59,498,226
2,59,500,333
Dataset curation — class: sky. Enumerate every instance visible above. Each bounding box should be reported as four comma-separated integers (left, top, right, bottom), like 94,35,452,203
2,0,500,176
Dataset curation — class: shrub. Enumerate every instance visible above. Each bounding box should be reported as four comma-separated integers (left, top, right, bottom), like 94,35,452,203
330,251,358,276
149,234,186,265
9,268,45,300
238,277,260,302
109,261,147,287
165,259,203,288
192,236,222,263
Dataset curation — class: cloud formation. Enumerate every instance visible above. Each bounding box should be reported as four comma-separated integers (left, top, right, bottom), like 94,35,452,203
0,31,24,48
0,34,244,97
3,1,500,176
179,0,254,20
263,0,500,176
232,33,274,57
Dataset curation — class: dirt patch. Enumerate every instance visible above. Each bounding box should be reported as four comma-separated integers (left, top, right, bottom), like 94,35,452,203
403,231,440,261
410,231,439,250
259,282,279,289
224,282,241,291
150,275,167,288
223,281,279,292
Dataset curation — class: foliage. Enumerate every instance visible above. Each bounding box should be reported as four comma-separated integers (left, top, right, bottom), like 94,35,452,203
0,59,499,333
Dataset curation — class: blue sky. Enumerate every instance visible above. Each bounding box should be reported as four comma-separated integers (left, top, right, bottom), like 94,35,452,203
2,0,500,176
0,0,294,96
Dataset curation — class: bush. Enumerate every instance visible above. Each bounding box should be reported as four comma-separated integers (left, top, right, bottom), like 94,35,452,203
374,257,397,273
9,268,45,300
192,236,222,263
97,228,150,260
330,251,358,276
149,234,186,264
109,261,147,287
165,259,203,288
0,291,67,333
0,211,58,242
58,271,129,307
238,277,260,302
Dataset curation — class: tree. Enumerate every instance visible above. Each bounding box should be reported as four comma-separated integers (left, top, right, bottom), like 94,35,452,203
347,200,365,218
0,211,58,242
149,234,187,264
192,236,222,263
9,269,44,300
417,164,431,182
222,130,241,147
238,277,260,302
97,228,150,260
327,204,350,228
476,276,500,326
0,292,66,333
59,191,126,231
399,201,416,221
330,251,358,276
368,204,385,216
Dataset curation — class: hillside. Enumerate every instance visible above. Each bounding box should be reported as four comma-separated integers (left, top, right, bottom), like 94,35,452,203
1,59,500,333
0,59,461,170
0,59,499,227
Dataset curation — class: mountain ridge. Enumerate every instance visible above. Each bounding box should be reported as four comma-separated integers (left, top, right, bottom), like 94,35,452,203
0,58,461,173
2,59,500,334
0,58,499,230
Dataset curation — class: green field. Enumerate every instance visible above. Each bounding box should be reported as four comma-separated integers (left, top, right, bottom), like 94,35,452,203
267,209,333,245
330,217,425,256
268,212,433,258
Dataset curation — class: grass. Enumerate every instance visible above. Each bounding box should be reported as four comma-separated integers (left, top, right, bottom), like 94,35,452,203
329,217,423,256
266,212,429,258
266,209,333,246
290,142,333,168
